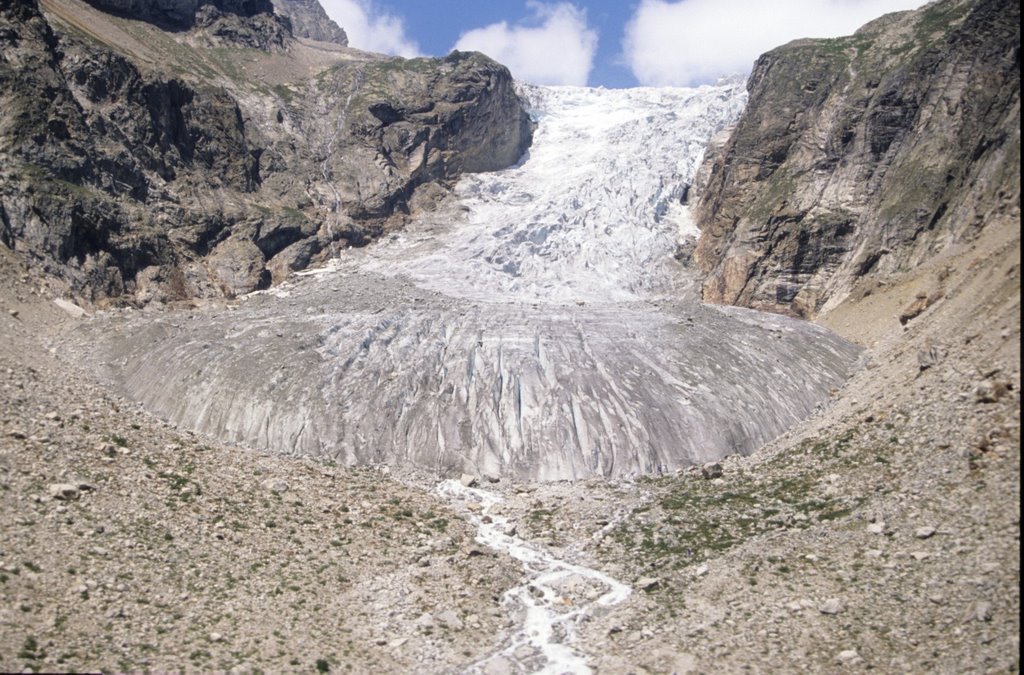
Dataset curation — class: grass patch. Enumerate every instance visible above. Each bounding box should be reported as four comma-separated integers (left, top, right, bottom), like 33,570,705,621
607,427,873,581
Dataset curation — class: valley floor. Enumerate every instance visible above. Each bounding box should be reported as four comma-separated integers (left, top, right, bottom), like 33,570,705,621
0,216,1018,673
0,248,526,673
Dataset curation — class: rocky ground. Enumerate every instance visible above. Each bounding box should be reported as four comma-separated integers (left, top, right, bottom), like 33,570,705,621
1,218,1018,673
0,246,528,673
467,217,1020,673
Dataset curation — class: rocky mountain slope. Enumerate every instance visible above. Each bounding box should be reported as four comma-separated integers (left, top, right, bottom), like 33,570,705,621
0,0,1018,672
270,0,347,45
0,0,531,304
693,0,1019,319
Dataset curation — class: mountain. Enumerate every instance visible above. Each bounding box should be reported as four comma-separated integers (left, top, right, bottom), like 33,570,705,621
270,0,347,45
61,82,867,482
693,0,1019,319
0,0,1018,671
0,0,531,304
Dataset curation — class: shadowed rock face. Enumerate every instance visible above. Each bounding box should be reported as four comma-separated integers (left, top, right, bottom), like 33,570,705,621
693,0,1020,318
0,1,532,304
83,0,274,29
67,86,862,481
270,0,347,45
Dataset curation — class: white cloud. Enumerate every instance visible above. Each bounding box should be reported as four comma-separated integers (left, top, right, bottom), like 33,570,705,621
624,0,928,87
453,2,598,86
319,0,420,57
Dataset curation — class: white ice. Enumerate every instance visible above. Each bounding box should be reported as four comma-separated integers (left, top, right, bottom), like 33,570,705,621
356,82,747,304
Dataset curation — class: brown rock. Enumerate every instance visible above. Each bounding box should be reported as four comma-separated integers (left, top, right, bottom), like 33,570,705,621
701,462,724,479
974,379,1012,403
207,238,269,297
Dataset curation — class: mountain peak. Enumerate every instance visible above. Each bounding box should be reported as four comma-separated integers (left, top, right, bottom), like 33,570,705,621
270,0,347,45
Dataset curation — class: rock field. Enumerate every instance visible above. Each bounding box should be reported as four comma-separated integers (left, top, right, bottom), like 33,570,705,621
0,211,1019,672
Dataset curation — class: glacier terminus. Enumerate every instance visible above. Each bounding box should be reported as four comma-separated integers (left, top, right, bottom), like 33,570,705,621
68,82,862,482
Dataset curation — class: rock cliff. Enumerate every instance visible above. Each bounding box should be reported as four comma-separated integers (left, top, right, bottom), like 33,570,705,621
692,0,1020,318
0,0,531,304
270,0,347,45
84,0,275,29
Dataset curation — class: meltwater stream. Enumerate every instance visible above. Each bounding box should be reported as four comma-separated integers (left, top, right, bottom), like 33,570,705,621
438,479,631,675
69,82,862,482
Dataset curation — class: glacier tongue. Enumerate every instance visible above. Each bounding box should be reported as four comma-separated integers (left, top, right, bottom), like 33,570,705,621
67,83,863,482
359,83,748,304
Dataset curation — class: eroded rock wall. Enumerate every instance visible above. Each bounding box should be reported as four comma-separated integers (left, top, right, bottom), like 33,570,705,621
83,0,274,28
0,0,532,303
692,0,1020,318
270,0,347,45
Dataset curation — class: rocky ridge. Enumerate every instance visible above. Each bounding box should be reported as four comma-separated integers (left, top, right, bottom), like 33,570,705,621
0,0,531,305
83,0,276,30
692,0,1020,319
270,0,347,45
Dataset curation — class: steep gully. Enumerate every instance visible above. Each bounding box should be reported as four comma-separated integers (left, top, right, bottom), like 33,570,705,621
64,83,863,670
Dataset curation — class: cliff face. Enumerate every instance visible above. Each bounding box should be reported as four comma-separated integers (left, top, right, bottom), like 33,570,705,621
84,0,274,29
0,0,531,303
270,0,347,45
692,0,1020,318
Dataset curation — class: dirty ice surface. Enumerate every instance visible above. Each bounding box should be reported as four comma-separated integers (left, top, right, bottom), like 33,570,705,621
70,82,862,482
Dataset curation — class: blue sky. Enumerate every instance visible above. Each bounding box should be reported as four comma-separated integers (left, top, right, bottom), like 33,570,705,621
318,0,928,88
366,2,638,88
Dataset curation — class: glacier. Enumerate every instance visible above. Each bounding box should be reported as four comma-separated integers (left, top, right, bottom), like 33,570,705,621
66,82,862,481
358,83,747,304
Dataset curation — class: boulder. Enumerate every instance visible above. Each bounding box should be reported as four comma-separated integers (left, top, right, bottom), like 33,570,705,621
48,483,80,500
207,238,268,297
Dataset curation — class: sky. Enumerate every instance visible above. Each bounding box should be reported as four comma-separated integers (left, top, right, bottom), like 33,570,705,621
318,0,929,88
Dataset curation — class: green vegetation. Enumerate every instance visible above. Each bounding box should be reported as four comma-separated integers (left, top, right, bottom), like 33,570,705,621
608,426,872,577
912,1,972,46
18,636,44,661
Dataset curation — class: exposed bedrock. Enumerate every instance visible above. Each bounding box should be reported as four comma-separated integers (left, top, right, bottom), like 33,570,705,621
82,0,275,29
692,0,1020,318
0,0,532,304
270,0,347,44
